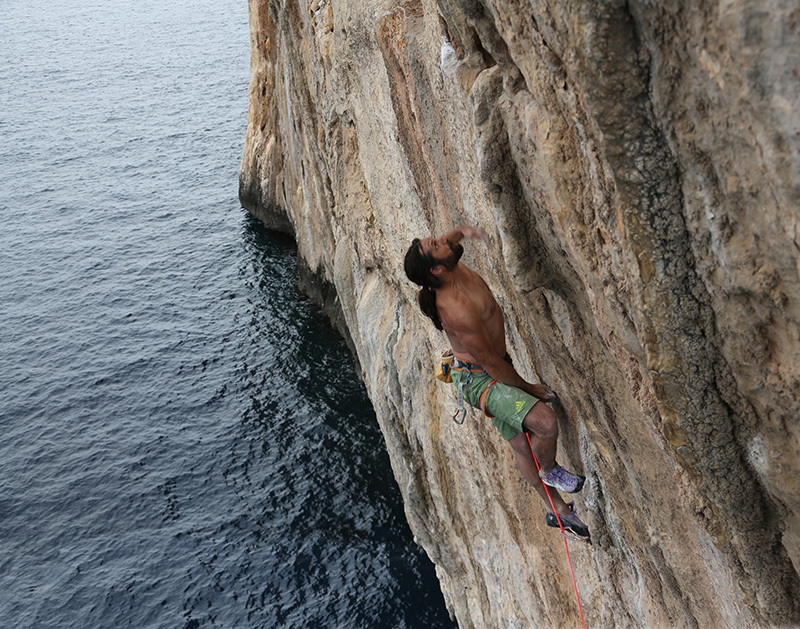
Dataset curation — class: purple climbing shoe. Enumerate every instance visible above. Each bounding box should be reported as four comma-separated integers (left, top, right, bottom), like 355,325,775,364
546,502,591,541
540,464,586,493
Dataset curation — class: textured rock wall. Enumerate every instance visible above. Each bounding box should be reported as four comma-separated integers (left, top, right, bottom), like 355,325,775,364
239,0,800,626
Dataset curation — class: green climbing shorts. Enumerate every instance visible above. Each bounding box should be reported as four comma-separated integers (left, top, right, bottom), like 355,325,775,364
451,368,539,440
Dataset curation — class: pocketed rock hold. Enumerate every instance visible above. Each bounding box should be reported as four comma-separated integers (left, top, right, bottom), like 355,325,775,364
240,0,800,626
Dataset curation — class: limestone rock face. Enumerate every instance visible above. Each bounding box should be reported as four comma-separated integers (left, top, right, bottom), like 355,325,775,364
240,0,800,626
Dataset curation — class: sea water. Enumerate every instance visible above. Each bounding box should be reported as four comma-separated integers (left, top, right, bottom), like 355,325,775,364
0,0,455,626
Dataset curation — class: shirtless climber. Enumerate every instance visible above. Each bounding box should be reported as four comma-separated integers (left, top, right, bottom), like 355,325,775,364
404,226,590,539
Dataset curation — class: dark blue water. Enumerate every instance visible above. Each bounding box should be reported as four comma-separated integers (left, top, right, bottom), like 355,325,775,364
0,1,455,627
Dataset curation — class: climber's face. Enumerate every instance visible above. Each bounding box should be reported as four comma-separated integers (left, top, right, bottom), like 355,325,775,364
420,236,463,271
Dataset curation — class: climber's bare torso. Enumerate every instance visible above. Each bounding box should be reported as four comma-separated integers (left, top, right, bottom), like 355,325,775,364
418,236,506,365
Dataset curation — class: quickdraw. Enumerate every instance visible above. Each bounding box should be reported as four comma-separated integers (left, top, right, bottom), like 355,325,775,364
452,369,472,424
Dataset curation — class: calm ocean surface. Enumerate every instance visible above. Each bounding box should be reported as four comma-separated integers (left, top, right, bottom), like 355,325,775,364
0,1,455,627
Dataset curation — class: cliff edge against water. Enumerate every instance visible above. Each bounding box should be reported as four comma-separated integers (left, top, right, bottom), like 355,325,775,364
239,0,800,626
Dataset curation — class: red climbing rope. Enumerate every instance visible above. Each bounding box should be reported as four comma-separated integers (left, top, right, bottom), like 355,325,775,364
526,433,587,629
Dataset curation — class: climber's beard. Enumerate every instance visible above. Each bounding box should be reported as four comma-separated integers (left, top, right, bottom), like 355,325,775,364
440,241,463,271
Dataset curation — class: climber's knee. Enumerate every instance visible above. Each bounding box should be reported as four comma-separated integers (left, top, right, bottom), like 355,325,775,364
522,402,558,440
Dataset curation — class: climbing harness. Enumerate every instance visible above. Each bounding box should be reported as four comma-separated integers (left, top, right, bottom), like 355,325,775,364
527,433,587,629
451,359,498,425
449,355,508,424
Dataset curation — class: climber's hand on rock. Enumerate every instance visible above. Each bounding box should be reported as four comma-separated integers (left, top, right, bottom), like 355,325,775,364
531,383,557,402
460,226,490,246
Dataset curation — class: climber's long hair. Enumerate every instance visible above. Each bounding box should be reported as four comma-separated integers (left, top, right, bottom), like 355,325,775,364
404,238,443,331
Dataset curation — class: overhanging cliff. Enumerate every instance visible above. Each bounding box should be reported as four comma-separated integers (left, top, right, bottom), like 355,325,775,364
239,0,800,626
